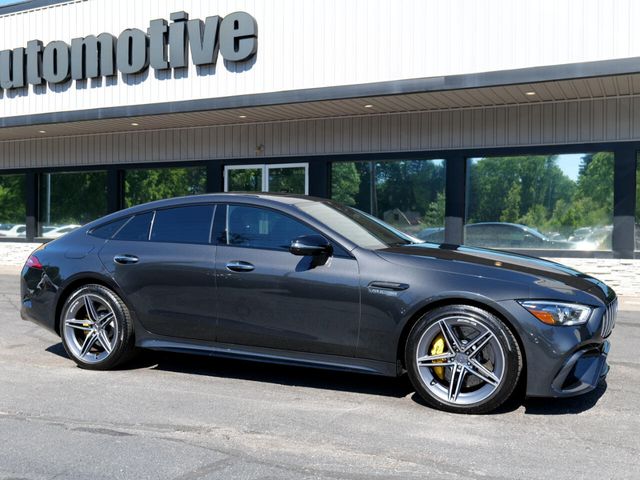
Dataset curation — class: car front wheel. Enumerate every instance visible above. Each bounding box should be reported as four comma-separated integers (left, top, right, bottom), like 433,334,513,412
406,304,522,414
60,284,135,370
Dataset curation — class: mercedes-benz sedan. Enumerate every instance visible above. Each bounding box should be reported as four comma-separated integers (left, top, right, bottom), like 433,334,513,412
21,194,616,413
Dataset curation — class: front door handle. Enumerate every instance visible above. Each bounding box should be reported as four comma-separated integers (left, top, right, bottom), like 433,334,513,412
113,254,139,265
226,261,255,272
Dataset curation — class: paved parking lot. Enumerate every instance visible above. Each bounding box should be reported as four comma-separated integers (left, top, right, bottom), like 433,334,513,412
1,270,639,480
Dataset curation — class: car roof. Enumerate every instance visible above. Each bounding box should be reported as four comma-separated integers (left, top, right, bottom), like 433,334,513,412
83,193,327,228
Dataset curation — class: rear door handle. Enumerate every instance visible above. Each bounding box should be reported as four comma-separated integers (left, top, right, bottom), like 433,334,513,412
226,261,255,272
113,254,139,265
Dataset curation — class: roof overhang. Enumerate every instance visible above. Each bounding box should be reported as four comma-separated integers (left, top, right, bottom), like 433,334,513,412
2,57,640,142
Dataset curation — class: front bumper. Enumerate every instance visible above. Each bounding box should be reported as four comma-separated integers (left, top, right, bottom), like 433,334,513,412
499,299,614,398
550,340,609,397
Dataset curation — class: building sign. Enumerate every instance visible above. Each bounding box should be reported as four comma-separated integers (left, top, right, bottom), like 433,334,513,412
0,11,257,91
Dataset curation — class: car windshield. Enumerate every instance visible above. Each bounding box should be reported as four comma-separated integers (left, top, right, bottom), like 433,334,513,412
297,201,422,250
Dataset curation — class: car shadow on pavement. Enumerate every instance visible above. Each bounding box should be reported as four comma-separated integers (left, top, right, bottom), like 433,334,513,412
521,382,608,415
46,342,415,399
45,342,608,412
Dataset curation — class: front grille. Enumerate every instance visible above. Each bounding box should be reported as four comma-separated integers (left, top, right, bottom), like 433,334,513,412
601,298,618,338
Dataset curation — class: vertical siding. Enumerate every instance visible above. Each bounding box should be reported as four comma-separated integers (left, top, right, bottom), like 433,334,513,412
3,0,640,119
2,97,640,169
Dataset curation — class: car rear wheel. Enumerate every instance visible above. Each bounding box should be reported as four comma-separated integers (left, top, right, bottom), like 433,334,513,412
60,284,135,370
406,304,522,414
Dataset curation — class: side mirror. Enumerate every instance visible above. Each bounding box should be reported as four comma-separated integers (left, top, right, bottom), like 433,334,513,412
289,235,333,256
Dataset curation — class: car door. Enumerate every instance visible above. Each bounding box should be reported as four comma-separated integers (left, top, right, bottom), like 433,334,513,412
214,203,361,357
98,204,217,340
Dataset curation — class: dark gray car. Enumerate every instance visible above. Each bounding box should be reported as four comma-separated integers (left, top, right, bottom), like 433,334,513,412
20,194,615,414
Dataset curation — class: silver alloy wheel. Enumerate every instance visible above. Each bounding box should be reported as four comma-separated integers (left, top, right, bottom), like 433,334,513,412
415,316,506,405
62,293,118,364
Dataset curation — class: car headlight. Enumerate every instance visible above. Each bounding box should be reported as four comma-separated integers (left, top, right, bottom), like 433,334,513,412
518,301,592,326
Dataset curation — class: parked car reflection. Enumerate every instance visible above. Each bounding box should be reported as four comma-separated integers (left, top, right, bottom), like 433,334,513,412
416,222,606,250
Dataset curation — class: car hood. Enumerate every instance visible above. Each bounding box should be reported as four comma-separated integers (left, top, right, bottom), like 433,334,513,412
377,243,615,303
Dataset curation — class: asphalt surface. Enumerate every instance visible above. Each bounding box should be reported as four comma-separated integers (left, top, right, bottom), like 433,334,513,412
0,271,639,480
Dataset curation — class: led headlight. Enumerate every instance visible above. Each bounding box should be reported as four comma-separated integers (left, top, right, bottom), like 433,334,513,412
518,301,592,326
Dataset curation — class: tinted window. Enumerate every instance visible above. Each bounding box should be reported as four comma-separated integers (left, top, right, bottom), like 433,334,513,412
151,205,214,244
90,217,129,239
114,212,153,241
297,201,415,249
225,205,316,250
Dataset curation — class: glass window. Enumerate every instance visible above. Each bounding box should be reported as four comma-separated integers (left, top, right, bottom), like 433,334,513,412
467,153,614,250
114,212,153,242
89,218,129,239
124,167,207,208
225,205,316,250
0,174,26,239
40,171,107,237
227,168,262,192
268,166,306,194
330,159,445,241
297,201,415,250
151,205,214,244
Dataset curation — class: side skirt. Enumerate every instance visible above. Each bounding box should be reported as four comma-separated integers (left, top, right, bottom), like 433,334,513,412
137,336,399,377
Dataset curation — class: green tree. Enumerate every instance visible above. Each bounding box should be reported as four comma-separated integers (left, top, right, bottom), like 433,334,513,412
41,172,106,225
125,167,207,208
500,181,521,222
0,174,26,224
331,163,360,206
423,192,445,227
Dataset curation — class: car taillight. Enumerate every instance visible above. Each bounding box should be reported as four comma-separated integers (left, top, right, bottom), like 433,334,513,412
25,255,43,270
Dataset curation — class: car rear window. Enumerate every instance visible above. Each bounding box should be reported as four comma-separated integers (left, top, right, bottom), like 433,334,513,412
150,205,214,244
89,217,129,239
113,212,153,241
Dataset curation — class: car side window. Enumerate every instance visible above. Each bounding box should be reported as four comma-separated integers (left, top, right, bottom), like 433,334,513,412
225,205,317,251
89,217,129,239
150,205,214,244
113,212,153,242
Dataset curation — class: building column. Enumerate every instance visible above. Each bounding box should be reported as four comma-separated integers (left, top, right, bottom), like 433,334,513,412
206,161,223,193
107,168,124,213
612,145,636,258
308,159,329,198
25,172,39,242
444,153,466,245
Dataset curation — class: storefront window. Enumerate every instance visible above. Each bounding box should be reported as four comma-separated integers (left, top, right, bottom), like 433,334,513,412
331,159,446,238
40,171,107,237
466,153,614,250
124,167,207,208
0,174,26,239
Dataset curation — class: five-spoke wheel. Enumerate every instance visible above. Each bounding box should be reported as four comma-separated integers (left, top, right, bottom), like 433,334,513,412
406,304,522,414
60,284,135,370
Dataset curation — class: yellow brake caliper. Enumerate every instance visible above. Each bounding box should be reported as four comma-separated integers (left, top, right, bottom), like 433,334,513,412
430,334,447,380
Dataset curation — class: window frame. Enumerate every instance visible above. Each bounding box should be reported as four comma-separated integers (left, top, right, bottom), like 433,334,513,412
214,203,352,257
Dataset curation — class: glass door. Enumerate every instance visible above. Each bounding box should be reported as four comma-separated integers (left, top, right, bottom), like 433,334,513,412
225,165,264,192
224,163,308,194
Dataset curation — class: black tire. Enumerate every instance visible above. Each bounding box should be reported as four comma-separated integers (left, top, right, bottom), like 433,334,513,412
405,304,522,414
60,284,136,370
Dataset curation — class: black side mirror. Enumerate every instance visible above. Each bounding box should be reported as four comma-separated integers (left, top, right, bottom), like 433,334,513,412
289,235,333,256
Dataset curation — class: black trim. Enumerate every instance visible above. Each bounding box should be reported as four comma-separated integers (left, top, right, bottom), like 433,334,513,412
25,172,38,242
4,56,640,129
612,144,637,257
444,152,465,244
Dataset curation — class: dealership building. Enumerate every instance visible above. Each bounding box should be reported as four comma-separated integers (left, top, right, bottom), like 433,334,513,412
0,0,639,291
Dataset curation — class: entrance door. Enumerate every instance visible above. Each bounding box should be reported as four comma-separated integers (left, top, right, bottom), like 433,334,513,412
224,163,308,194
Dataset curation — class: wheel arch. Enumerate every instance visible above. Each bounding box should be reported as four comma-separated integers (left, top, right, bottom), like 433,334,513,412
395,296,527,381
53,272,129,335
